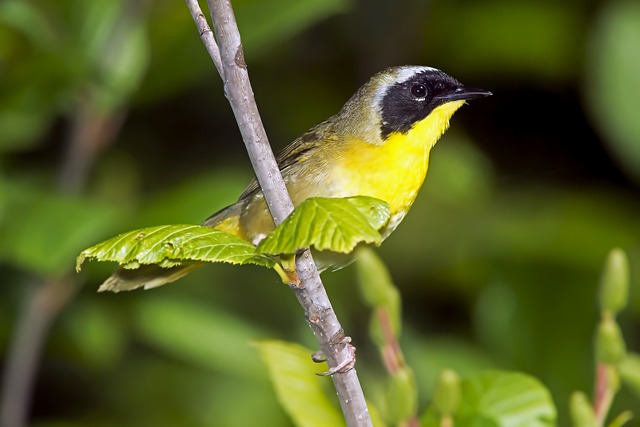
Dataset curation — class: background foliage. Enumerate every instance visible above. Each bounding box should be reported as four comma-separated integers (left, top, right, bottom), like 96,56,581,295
1,0,639,426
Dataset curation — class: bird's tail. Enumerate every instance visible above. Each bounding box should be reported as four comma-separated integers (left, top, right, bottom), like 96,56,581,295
98,262,202,293
99,202,244,292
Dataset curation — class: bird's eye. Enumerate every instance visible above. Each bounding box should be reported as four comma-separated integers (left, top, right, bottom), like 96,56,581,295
410,83,427,98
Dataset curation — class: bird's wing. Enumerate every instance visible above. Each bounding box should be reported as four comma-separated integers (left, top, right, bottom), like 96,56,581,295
238,119,335,201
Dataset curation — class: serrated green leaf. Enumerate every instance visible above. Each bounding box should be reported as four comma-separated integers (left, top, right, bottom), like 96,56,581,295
458,370,556,427
77,224,274,271
255,340,344,427
258,196,390,255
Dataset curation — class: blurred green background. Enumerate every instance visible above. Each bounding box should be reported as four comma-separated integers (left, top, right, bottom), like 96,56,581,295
1,0,639,425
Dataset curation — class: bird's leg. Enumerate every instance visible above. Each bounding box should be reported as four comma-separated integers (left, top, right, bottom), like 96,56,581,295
314,330,356,376
274,255,301,287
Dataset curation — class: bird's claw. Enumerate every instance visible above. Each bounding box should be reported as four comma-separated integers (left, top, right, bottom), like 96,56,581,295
314,334,356,376
311,350,326,363
274,261,301,287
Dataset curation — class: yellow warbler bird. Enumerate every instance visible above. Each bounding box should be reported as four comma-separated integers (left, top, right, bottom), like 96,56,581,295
101,66,490,292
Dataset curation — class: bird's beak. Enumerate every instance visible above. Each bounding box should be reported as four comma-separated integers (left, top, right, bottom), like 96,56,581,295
437,86,492,102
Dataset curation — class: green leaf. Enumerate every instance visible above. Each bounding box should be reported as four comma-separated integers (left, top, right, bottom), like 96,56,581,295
355,247,402,346
257,196,390,255
77,224,274,271
63,300,126,370
81,0,149,113
140,0,348,103
422,406,498,427
428,2,581,79
255,340,344,427
0,183,119,276
457,370,556,427
237,0,348,53
619,352,640,399
599,248,629,316
368,402,388,427
0,0,58,48
355,247,400,311
586,1,640,184
607,411,633,427
595,317,627,365
133,170,247,227
433,369,462,417
134,297,268,379
386,367,418,424
569,391,596,427
419,407,440,427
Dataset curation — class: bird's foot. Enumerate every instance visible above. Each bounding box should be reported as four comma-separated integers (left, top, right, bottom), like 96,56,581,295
314,332,356,376
274,257,301,287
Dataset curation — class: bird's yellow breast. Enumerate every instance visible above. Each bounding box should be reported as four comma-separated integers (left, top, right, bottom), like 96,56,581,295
335,100,465,216
235,100,466,243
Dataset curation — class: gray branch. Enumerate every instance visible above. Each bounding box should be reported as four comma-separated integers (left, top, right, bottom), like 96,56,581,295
184,0,223,78
185,0,372,425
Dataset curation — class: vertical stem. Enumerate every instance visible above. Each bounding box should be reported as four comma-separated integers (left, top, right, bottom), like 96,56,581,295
205,0,294,224
593,363,614,427
378,308,419,427
293,252,371,426
1,68,126,427
185,0,373,424
184,0,223,77
0,278,76,427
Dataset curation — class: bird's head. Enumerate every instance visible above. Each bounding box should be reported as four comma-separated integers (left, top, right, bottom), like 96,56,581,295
335,66,491,145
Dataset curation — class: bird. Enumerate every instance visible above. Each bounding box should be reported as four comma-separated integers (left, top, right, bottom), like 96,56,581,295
100,65,491,292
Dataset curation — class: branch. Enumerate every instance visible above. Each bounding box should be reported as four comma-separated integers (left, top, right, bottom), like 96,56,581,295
0,277,77,427
1,69,125,427
185,1,372,425
184,0,223,78
593,363,614,426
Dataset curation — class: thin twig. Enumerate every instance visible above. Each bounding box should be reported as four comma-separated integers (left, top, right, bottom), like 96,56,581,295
593,363,614,426
0,277,76,427
378,307,419,427
0,104,124,427
205,0,294,222
184,0,223,78
0,103,116,427
185,0,372,425
1,19,133,427
58,96,126,193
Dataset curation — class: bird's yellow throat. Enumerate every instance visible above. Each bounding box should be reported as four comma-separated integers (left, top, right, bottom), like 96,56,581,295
398,99,466,153
338,100,465,218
